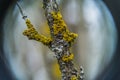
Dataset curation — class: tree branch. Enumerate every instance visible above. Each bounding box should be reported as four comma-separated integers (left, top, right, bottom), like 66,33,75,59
17,0,84,80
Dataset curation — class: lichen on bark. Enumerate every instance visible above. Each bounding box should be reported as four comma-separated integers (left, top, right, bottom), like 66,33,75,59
17,0,84,80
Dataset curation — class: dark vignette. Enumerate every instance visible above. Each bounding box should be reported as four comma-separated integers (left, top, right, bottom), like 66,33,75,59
0,0,120,80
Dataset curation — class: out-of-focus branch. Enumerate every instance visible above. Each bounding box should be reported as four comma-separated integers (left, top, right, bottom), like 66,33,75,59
17,0,84,80
16,1,27,19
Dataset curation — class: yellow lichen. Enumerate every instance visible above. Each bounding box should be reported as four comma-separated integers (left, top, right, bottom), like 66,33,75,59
62,53,74,62
63,31,78,43
23,19,52,45
20,1,81,79
51,11,78,43
51,11,66,35
25,19,34,28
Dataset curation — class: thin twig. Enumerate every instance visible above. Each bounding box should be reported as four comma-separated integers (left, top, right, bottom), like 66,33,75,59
16,1,27,20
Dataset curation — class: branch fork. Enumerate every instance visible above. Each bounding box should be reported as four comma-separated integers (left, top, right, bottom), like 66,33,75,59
17,0,84,80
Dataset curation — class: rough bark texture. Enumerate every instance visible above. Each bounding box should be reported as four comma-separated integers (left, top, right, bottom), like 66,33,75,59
42,0,84,80
17,0,84,80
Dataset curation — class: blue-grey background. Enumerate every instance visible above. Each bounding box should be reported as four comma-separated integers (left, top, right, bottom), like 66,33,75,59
0,0,120,80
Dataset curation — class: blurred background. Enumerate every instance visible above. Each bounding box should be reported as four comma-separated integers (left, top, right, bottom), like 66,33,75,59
0,0,120,80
